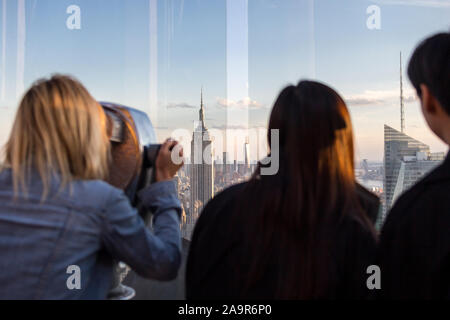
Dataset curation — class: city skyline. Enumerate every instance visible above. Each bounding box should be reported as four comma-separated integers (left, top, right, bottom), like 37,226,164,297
0,0,449,162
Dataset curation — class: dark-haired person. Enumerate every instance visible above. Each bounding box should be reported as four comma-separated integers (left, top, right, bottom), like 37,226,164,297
186,81,379,300
378,32,450,299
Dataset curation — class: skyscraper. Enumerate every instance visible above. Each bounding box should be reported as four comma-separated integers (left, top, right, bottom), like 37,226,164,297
382,54,438,221
223,151,229,184
189,89,214,228
244,141,250,170
383,125,442,220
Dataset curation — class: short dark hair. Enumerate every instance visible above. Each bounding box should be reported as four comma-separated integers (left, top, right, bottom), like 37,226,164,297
408,32,450,115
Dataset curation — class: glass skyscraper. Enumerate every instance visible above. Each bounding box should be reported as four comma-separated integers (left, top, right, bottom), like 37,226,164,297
383,125,444,221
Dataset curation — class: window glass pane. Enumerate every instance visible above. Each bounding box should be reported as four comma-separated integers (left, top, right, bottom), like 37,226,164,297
0,0,449,295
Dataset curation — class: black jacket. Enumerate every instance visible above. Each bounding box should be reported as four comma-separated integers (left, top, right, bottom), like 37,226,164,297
186,182,379,300
378,152,450,299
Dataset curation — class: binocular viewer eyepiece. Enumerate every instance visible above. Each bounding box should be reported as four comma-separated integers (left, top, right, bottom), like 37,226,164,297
144,144,162,170
101,102,161,216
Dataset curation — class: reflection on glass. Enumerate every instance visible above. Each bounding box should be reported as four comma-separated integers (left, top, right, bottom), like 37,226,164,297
0,0,448,239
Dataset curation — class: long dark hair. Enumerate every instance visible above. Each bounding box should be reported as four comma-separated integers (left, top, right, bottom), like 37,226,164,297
236,80,374,299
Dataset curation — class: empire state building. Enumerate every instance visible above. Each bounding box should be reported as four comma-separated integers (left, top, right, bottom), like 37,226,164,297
190,90,214,221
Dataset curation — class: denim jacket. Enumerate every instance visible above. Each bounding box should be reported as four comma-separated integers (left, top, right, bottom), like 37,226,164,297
0,169,182,300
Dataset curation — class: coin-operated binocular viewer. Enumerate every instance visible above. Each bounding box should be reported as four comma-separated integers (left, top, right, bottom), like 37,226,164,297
101,102,163,300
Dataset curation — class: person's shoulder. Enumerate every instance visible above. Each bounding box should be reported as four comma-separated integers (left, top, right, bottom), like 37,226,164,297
390,173,450,217
197,182,247,226
0,168,13,187
69,179,124,211
208,182,247,207
72,179,117,197
356,183,379,206
384,163,450,232
0,168,11,179
0,169,124,212
334,215,377,267
356,183,380,223
338,214,376,242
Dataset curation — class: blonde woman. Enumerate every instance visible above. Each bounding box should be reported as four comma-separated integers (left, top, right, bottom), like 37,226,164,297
0,75,183,299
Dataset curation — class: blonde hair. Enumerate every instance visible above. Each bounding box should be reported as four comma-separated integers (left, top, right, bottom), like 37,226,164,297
1,75,110,200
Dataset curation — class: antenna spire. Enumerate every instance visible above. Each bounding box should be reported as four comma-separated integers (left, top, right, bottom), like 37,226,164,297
400,52,405,133
201,86,203,108
199,86,206,129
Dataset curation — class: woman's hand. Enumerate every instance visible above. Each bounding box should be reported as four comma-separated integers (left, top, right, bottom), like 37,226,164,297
155,139,184,182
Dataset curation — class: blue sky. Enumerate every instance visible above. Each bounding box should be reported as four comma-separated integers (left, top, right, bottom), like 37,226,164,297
0,0,449,161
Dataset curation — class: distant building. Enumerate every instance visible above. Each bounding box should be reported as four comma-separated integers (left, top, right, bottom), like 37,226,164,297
244,142,250,169
391,156,442,204
429,152,446,161
383,125,443,221
187,90,214,239
174,175,181,209
223,152,228,184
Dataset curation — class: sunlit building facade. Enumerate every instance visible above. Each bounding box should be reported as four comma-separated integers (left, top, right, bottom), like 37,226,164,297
187,92,214,239
383,125,444,220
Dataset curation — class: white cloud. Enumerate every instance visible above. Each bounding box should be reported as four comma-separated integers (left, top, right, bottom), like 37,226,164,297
216,97,264,109
212,124,249,130
345,88,418,107
371,0,450,8
166,102,196,109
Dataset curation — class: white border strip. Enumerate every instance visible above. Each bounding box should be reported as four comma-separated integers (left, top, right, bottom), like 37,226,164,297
149,0,158,126
1,0,7,101
16,0,25,99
